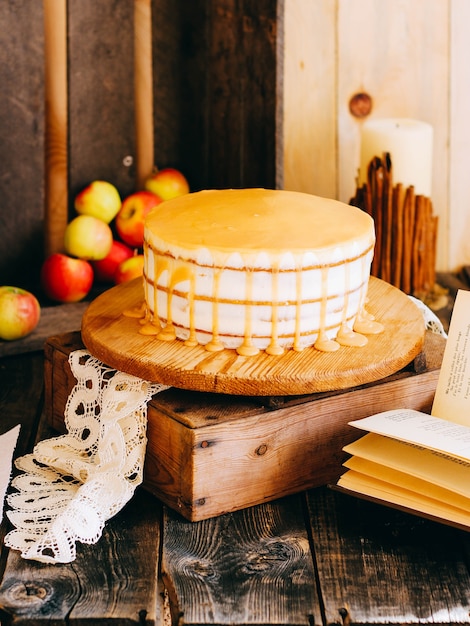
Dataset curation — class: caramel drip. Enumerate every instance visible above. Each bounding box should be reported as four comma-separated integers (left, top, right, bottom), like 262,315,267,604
138,250,162,336
353,310,384,335
205,269,224,352
237,269,259,357
336,324,368,347
266,265,283,356
158,263,191,342
334,259,368,346
184,271,198,347
314,267,340,353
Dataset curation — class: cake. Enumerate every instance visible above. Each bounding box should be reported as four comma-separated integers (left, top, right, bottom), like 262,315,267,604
138,188,383,356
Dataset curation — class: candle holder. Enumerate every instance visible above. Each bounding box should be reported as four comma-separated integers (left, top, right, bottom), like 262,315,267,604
350,153,438,299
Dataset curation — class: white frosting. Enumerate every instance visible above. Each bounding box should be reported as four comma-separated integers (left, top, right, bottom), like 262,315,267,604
141,189,378,355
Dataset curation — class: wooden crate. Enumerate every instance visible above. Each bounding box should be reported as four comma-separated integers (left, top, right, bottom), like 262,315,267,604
44,330,444,521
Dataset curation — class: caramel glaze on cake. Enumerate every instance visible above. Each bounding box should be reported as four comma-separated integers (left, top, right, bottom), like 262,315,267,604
128,188,383,357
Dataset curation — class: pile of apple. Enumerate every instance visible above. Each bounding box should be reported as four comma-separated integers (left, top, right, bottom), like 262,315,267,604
0,167,188,342
40,167,189,304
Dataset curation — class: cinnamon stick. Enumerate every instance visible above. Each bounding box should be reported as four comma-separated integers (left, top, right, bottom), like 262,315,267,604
391,183,405,289
381,153,393,284
401,186,415,294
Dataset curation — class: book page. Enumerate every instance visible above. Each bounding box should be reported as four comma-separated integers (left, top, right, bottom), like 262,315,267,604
343,432,470,498
348,408,470,461
337,470,470,530
432,289,470,425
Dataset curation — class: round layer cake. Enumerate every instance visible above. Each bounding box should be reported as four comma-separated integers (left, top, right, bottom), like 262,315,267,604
141,188,381,356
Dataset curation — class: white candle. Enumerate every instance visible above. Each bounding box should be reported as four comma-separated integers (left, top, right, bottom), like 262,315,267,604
359,118,433,197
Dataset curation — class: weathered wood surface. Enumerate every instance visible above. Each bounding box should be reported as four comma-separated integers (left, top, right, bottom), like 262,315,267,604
0,1,45,290
306,487,470,625
3,345,470,624
151,0,284,191
0,301,88,359
67,0,137,206
161,494,321,625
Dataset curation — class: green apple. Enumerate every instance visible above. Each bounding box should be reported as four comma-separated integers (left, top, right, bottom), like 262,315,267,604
64,215,113,260
114,254,144,284
74,180,121,223
144,167,189,201
0,286,41,341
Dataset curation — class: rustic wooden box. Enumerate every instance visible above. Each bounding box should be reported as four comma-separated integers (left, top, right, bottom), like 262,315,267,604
44,330,445,521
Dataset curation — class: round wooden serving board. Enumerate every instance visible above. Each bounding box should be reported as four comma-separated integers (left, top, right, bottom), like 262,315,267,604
81,277,425,396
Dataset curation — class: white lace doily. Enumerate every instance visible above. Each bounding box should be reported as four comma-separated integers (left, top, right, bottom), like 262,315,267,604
4,350,168,564
408,295,448,338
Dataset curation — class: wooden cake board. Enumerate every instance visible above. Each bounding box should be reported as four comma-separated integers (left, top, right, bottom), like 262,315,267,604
81,276,425,396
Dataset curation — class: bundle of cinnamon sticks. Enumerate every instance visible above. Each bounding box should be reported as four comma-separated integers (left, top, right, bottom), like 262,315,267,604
350,153,438,297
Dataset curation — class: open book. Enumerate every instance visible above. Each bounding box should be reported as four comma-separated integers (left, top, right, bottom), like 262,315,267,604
336,288,470,530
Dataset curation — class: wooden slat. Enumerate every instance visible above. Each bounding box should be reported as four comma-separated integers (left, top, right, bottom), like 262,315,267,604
449,0,470,271
0,1,45,289
161,494,321,625
306,487,470,625
67,0,137,204
44,0,69,257
283,0,337,199
135,0,155,189
151,0,283,191
0,490,163,625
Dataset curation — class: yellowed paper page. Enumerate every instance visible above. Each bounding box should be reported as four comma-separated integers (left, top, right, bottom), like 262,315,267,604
432,289,470,425
349,409,470,461
343,455,470,511
344,432,470,498
337,470,470,529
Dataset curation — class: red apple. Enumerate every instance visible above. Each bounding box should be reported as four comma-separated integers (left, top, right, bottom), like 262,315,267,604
64,215,113,261
115,191,163,248
144,167,189,201
91,240,134,283
114,254,144,284
0,286,41,341
74,180,121,223
41,253,94,303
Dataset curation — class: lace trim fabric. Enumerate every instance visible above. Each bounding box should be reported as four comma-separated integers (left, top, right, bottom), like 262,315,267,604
4,350,168,564
408,295,448,338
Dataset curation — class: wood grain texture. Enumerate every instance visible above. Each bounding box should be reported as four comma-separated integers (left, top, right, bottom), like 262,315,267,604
306,487,470,625
0,0,45,289
135,0,154,188
0,490,162,624
151,0,283,191
67,0,136,204
0,302,88,358
44,0,68,256
282,1,470,272
161,494,321,625
81,277,425,396
283,0,337,199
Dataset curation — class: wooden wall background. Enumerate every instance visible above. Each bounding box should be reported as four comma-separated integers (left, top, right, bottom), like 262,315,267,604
284,0,470,274
1,0,469,290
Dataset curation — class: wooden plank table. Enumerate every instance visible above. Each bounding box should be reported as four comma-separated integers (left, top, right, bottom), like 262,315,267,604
1,288,470,624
